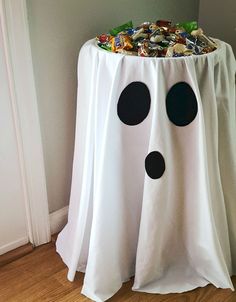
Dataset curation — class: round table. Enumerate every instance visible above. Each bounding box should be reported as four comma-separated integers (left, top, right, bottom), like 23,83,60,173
56,38,236,302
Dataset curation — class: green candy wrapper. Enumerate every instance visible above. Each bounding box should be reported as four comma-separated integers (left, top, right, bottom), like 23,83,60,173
109,21,133,36
176,21,198,33
99,44,112,51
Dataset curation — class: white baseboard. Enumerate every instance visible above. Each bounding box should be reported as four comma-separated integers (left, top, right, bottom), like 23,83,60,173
0,237,29,255
49,206,69,235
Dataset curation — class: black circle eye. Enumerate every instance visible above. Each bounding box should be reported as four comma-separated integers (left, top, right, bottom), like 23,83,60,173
145,151,165,179
117,82,151,126
166,82,198,126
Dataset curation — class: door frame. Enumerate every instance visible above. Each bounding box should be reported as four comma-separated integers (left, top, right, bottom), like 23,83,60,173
0,0,51,246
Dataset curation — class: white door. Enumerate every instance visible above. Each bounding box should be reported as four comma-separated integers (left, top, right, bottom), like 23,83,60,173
0,22,29,255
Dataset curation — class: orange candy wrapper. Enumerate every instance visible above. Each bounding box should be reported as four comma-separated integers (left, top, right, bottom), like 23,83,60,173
111,35,133,52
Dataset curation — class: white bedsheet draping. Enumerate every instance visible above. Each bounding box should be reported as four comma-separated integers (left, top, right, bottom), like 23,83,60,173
56,39,236,302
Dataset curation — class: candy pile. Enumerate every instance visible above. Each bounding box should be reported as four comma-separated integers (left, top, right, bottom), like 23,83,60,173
96,20,217,57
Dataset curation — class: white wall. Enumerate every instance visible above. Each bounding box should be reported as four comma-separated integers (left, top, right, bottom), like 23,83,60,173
26,0,199,213
198,0,236,54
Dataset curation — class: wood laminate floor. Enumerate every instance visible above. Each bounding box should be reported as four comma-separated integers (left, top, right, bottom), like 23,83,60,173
0,240,236,301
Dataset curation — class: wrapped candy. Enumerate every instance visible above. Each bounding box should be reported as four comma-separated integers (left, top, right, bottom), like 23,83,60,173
132,28,148,41
173,43,188,54
116,49,138,56
97,34,110,44
97,19,218,57
176,21,198,33
138,41,150,57
139,22,152,30
111,34,133,52
166,46,174,57
109,21,133,36
149,23,159,32
150,31,165,43
156,20,172,27
191,28,217,49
